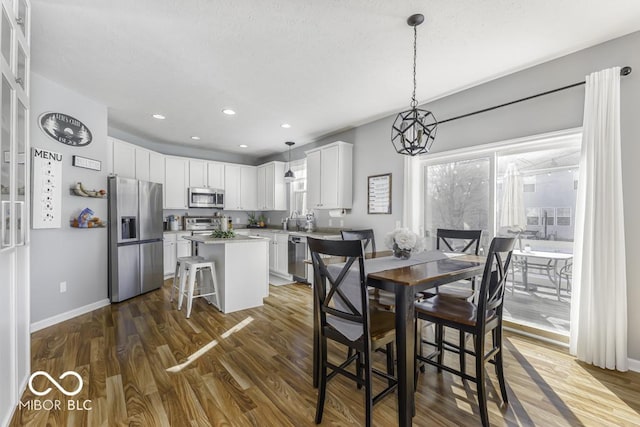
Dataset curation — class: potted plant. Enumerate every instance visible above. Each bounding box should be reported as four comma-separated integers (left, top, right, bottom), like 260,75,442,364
247,212,258,228
384,228,425,259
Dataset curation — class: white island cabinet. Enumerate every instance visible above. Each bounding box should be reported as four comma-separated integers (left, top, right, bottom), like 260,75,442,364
184,235,269,313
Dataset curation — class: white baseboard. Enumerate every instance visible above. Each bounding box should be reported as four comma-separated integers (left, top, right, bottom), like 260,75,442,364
30,298,111,333
627,358,640,373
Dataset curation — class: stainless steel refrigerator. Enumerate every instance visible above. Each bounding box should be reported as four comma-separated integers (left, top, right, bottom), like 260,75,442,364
108,176,164,302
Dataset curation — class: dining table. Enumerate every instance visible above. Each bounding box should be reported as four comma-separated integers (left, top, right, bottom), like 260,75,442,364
310,249,486,427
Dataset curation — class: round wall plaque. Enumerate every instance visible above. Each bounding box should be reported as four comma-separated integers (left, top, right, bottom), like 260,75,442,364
38,112,93,147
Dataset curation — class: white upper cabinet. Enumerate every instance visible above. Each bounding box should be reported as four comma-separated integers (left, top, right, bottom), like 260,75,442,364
207,162,225,189
240,166,257,211
305,141,353,209
225,164,257,211
135,147,150,181
224,165,241,210
111,138,163,185
189,159,207,187
306,149,321,209
256,161,286,211
164,156,189,209
112,138,136,178
149,151,164,184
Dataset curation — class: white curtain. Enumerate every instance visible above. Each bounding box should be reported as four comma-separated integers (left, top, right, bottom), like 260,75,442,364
570,67,628,371
403,155,422,234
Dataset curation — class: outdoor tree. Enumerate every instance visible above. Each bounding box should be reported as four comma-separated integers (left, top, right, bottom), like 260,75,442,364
425,159,489,233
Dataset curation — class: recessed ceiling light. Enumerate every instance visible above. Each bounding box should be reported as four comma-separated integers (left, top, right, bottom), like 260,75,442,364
239,144,248,148
281,123,291,129
191,136,201,140
222,109,236,115
152,114,166,120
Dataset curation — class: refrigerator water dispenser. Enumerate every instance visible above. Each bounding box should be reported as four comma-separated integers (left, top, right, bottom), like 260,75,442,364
121,216,137,240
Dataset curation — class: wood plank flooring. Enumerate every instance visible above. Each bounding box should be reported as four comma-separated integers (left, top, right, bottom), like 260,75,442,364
11,280,640,426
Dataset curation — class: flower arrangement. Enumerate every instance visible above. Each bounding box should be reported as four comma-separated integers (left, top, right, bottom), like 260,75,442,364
384,228,425,259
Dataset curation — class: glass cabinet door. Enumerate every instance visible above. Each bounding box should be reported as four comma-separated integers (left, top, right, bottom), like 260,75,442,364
1,6,10,67
1,74,11,248
16,0,28,40
15,99,25,245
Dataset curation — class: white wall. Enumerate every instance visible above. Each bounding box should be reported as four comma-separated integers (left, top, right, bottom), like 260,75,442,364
261,31,640,359
30,73,109,325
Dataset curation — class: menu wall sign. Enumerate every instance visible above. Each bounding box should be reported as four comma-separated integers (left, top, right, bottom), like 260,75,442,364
38,112,93,147
367,173,392,214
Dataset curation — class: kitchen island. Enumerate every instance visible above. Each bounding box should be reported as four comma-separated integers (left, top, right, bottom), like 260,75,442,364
183,235,269,313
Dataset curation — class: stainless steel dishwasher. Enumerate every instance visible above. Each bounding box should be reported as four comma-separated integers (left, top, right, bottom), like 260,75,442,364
288,234,308,282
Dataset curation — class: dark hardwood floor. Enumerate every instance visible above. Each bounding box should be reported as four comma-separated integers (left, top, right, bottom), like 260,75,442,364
10,280,640,426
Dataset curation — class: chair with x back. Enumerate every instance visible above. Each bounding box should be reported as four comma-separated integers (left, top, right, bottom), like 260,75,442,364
308,237,396,427
428,228,483,298
416,229,484,370
415,237,515,427
341,229,376,254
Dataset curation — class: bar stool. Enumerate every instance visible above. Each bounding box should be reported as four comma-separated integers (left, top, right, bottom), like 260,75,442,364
170,256,204,305
181,260,221,318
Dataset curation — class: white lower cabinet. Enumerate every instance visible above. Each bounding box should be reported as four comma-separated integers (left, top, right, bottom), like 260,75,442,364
163,237,176,277
275,234,289,274
250,231,289,278
163,232,192,277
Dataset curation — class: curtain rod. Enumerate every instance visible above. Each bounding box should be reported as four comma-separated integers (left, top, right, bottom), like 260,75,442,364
439,66,632,125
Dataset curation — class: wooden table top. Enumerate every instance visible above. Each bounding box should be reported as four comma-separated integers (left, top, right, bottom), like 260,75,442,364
307,250,485,287
367,254,485,287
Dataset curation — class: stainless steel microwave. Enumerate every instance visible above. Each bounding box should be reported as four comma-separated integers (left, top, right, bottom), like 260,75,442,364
188,187,224,208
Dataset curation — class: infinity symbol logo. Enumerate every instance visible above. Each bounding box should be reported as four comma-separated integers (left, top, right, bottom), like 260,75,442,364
28,371,83,397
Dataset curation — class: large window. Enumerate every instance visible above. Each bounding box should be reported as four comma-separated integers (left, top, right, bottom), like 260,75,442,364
424,157,491,251
420,130,581,337
288,159,307,215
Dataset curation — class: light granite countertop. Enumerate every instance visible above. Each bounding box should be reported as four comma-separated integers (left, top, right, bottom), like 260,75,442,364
183,235,269,244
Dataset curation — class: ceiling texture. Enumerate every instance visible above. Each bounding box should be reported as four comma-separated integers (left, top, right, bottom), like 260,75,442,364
31,0,640,158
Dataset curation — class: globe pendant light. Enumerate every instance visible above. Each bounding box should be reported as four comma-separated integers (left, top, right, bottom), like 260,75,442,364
284,141,295,181
391,14,438,156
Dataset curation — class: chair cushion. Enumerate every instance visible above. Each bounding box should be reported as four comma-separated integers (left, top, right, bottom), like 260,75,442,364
415,296,495,327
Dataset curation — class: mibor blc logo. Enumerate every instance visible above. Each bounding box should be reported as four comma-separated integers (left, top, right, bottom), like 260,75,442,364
19,371,92,411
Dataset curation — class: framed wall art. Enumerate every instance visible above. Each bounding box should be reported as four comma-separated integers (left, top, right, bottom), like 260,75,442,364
367,173,392,214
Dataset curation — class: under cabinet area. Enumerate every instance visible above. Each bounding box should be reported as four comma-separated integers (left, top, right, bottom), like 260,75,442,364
306,141,353,209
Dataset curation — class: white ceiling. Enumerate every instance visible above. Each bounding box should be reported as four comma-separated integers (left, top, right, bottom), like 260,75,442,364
31,0,640,158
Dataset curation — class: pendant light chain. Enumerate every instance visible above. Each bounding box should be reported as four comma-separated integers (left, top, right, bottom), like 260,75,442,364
410,24,418,108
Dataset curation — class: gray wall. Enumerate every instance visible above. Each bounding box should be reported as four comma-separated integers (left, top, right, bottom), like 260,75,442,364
30,73,109,323
261,31,640,359
108,127,257,165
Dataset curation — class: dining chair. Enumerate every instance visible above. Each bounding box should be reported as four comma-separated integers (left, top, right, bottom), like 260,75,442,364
415,237,515,427
341,229,376,254
341,229,394,307
417,229,483,370
433,228,482,299
308,237,397,427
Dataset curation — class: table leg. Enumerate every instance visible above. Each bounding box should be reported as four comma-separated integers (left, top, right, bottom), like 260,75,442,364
395,285,416,427
522,259,529,290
